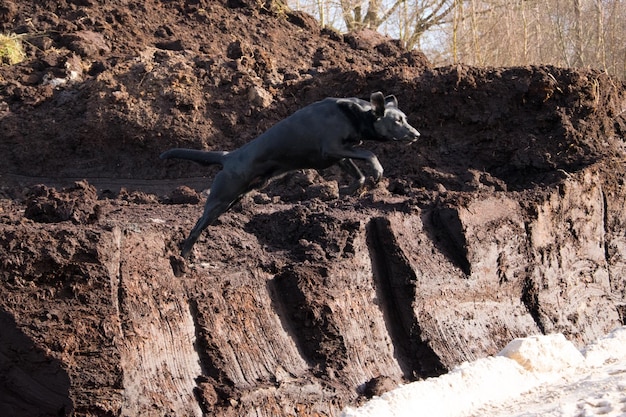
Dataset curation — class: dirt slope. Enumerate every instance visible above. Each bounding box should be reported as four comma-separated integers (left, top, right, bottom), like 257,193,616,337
1,0,626,416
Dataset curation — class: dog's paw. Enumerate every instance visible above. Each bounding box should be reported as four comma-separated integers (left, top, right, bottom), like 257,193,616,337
342,183,364,197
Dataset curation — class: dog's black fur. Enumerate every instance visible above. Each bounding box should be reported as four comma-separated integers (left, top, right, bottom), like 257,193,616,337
161,92,420,258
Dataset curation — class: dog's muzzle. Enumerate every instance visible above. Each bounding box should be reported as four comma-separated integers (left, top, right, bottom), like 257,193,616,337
402,131,420,143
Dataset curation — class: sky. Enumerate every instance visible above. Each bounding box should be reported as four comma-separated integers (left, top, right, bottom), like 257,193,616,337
342,326,626,417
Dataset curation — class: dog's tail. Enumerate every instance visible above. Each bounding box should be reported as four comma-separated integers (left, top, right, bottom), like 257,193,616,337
160,148,228,167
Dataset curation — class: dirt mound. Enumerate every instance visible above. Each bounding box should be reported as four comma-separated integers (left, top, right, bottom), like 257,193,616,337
24,181,101,224
0,0,428,180
1,1,626,416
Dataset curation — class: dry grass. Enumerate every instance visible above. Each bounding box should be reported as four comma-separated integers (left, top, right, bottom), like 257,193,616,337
0,33,26,65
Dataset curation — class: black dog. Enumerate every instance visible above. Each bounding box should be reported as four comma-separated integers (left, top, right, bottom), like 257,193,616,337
161,92,420,258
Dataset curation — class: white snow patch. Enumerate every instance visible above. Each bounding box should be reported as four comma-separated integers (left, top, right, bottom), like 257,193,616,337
342,326,626,417
498,333,584,373
583,326,626,367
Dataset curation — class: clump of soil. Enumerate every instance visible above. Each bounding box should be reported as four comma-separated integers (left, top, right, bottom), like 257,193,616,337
24,181,101,224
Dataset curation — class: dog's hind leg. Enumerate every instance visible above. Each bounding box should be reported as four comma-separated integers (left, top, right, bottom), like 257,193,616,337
180,171,248,258
181,200,230,258
338,158,366,195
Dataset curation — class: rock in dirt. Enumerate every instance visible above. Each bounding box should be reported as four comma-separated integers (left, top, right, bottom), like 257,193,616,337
61,31,111,58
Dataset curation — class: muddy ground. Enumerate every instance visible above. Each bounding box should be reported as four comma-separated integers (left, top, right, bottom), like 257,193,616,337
1,0,626,416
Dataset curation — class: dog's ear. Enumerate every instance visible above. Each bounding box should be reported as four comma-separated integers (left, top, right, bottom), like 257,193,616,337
384,95,398,108
370,92,385,117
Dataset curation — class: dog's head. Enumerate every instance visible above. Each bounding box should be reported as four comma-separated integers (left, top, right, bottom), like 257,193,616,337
370,92,420,143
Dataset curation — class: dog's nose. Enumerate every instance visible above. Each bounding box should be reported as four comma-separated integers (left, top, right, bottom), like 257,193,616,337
405,129,420,143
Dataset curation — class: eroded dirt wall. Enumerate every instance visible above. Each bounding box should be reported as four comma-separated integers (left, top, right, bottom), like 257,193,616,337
1,165,625,415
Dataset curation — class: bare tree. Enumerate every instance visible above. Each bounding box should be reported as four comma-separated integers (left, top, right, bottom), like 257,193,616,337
288,0,457,50
400,0,456,49
339,0,408,31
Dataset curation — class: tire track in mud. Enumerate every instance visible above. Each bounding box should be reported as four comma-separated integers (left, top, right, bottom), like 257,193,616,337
114,228,203,416
521,171,621,344
2,174,213,195
187,297,237,414
366,216,446,378
270,264,347,374
258,209,447,390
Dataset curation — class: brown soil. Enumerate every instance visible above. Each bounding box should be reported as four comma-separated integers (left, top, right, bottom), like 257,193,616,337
1,1,626,416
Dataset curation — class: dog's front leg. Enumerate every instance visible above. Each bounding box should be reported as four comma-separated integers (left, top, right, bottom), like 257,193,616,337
329,148,383,183
338,158,366,195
